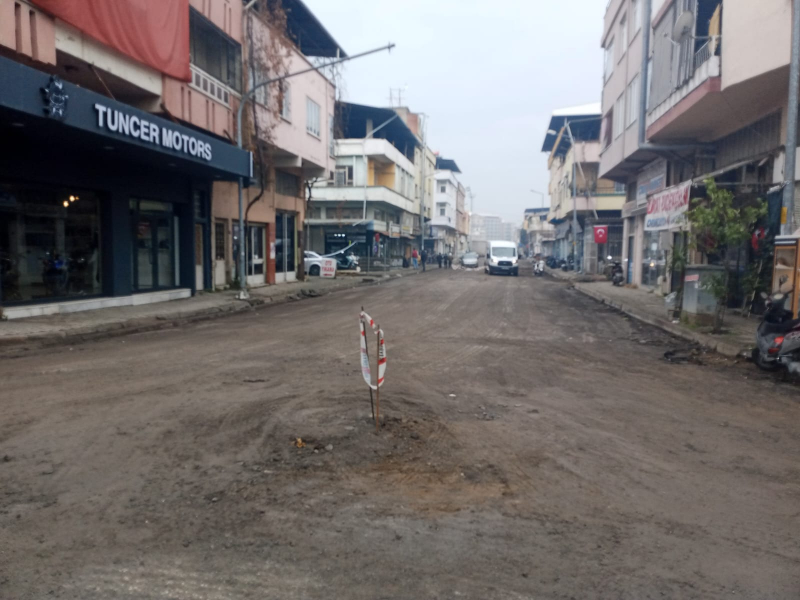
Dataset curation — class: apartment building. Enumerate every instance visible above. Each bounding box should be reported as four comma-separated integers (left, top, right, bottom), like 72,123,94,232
430,158,463,256
0,0,251,318
541,104,626,271
470,215,518,244
308,102,420,265
522,208,555,256
212,0,342,287
601,0,788,289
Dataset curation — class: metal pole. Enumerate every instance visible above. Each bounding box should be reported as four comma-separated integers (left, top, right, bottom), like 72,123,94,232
564,121,580,271
784,0,800,234
420,115,427,255
374,326,381,433
235,43,395,299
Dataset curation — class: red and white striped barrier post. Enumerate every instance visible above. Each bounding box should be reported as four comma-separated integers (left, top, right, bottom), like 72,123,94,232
360,307,387,433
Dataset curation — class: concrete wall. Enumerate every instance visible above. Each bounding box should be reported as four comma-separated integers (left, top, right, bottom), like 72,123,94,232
722,0,790,90
189,0,241,43
0,0,56,65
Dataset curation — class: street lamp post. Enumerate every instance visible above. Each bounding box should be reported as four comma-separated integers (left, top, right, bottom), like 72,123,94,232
234,43,394,299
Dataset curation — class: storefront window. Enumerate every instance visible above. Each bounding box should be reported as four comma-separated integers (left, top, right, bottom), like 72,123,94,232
641,229,666,287
0,184,101,303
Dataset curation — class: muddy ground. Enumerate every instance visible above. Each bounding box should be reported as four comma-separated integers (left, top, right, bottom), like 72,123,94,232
1,268,799,599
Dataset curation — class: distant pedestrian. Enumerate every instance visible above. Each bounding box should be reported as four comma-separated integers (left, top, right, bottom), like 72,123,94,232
411,248,419,270
437,253,443,269
420,249,428,272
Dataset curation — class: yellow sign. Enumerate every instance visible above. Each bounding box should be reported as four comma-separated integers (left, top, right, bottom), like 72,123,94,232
781,207,788,224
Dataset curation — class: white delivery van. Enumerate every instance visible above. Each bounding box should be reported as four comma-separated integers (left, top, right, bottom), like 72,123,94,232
485,240,519,276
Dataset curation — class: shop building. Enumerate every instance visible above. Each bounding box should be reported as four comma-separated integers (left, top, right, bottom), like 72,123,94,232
541,104,626,271
308,102,420,266
212,0,342,287
0,1,250,319
600,0,788,291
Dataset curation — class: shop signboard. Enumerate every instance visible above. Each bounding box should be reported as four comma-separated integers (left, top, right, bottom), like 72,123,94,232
645,181,692,231
636,158,667,205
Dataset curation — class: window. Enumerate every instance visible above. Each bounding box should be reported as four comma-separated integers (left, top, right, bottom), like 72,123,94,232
373,209,386,222
440,184,447,194
247,66,268,106
276,170,299,197
189,9,241,92
615,182,626,193
632,0,641,33
280,82,291,121
306,98,320,137
214,222,225,260
329,115,334,156
604,38,615,81
626,76,639,127
601,110,613,149
619,15,627,51
613,94,625,138
334,166,353,186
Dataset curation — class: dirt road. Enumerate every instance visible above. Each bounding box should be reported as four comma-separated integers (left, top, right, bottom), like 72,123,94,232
2,268,799,599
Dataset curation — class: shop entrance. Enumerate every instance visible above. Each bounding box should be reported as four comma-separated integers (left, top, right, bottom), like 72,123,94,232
131,201,176,292
275,212,296,283
246,224,266,287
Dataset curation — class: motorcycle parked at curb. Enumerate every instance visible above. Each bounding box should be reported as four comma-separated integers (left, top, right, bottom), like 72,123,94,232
533,258,545,276
609,256,624,287
753,285,800,374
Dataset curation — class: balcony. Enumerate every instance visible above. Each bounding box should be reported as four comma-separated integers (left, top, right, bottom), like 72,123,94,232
312,185,414,214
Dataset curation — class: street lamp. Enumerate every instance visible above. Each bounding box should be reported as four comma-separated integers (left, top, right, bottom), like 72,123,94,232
234,43,395,299
530,189,546,209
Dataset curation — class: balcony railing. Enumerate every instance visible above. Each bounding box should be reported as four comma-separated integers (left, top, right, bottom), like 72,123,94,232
694,36,720,71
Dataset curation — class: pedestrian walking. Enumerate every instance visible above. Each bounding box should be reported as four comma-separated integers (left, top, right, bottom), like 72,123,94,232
411,248,419,270
420,249,428,272
437,253,443,269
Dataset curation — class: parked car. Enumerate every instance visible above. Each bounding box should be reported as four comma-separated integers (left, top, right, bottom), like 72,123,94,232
461,252,480,268
304,251,324,276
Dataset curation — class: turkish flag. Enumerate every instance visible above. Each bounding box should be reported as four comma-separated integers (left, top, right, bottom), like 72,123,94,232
594,226,609,244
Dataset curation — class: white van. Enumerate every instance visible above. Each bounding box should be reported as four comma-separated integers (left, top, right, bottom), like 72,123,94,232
485,240,519,276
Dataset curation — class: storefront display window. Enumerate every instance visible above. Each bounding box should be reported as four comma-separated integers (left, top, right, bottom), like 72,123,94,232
0,184,101,303
641,229,666,287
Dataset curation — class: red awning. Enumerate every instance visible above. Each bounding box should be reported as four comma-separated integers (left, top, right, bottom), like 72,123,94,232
32,0,190,82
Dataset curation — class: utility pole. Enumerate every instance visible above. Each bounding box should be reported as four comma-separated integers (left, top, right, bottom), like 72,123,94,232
419,114,428,255
564,120,583,272
784,0,800,234
234,42,394,299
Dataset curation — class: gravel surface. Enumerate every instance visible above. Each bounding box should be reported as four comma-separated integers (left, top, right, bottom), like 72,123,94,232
1,267,799,599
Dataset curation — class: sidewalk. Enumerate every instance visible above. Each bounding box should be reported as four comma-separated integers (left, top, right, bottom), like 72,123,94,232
547,268,756,358
0,270,418,350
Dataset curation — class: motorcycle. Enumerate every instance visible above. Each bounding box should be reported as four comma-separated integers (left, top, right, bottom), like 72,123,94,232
533,258,545,276
334,252,359,271
546,256,558,269
609,256,624,286
753,286,800,374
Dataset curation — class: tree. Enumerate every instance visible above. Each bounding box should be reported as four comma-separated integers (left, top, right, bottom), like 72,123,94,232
687,179,767,332
519,228,530,253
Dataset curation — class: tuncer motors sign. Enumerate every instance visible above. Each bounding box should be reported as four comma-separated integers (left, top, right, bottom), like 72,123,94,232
645,181,692,231
94,103,213,161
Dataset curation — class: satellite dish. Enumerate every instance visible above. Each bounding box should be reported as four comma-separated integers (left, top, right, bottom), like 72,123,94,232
672,11,695,42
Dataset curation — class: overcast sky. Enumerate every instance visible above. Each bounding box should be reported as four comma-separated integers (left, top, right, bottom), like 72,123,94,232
303,0,605,224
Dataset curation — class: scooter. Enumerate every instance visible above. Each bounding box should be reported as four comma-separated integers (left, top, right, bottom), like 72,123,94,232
335,252,359,270
753,286,800,374
609,256,624,286
533,258,545,276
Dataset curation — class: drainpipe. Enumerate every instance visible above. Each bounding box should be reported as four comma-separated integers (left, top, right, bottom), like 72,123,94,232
783,0,800,234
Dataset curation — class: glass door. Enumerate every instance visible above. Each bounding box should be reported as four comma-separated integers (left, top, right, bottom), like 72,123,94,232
131,201,176,292
246,225,265,286
275,212,296,283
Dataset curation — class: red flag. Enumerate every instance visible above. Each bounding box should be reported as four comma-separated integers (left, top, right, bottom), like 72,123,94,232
594,226,609,244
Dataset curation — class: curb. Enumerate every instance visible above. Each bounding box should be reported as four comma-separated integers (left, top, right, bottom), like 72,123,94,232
570,282,749,358
0,271,419,353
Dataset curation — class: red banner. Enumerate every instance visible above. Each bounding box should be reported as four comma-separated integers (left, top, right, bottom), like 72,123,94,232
31,0,190,81
594,226,608,244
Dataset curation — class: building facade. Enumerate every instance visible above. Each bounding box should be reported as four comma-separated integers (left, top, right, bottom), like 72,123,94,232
0,0,251,318
600,0,788,290
541,104,626,272
522,208,555,256
430,158,463,256
308,102,420,266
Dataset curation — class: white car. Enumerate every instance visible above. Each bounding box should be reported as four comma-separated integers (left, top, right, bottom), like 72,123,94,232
304,251,324,276
461,252,480,268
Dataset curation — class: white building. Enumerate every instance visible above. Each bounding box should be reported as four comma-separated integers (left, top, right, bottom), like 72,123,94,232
429,157,464,256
